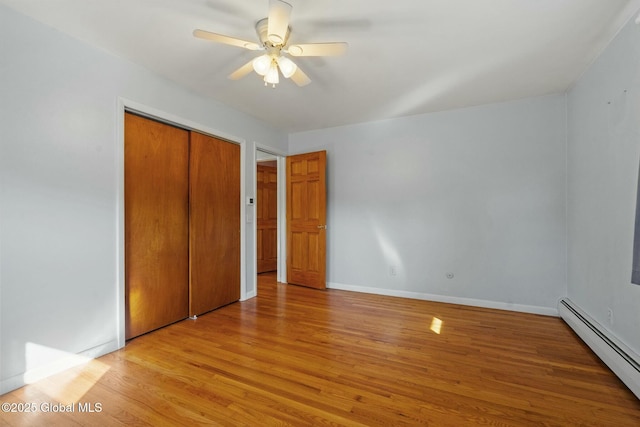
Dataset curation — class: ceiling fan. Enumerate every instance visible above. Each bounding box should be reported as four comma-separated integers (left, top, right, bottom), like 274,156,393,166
193,0,348,88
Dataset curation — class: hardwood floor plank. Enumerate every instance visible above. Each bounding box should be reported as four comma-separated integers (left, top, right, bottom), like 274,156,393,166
1,272,639,426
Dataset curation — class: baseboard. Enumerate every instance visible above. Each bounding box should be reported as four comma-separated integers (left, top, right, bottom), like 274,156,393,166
327,282,558,316
558,298,640,399
0,339,119,395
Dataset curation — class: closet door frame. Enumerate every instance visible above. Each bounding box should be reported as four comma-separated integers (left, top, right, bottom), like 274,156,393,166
116,98,247,348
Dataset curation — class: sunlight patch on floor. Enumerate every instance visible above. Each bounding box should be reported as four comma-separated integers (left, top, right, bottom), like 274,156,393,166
430,317,443,334
24,342,110,404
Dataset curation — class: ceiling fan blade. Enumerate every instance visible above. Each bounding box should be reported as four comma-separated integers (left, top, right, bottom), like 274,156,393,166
228,59,256,80
267,0,292,45
193,29,262,51
290,66,311,87
287,42,348,57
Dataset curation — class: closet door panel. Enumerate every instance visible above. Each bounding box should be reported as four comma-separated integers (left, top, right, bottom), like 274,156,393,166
189,132,241,316
125,113,189,339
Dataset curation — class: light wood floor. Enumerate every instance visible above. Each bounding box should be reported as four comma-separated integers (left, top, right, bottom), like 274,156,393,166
2,272,639,426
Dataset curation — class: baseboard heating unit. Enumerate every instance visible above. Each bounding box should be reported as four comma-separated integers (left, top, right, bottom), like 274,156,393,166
558,298,640,399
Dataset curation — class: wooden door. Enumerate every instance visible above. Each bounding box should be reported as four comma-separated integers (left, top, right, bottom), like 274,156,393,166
189,132,241,317
124,113,189,339
286,151,327,289
257,163,278,273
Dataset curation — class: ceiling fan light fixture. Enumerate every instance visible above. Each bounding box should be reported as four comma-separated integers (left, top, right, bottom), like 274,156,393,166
252,54,271,76
276,56,297,78
264,62,280,87
194,0,346,88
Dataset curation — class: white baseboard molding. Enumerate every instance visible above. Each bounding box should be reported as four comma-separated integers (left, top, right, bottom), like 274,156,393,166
0,339,119,395
558,298,640,399
327,282,558,316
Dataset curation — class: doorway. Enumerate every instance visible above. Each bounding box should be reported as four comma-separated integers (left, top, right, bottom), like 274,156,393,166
256,155,278,274
254,149,328,292
256,149,285,287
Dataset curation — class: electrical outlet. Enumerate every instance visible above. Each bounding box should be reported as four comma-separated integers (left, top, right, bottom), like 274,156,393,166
389,265,397,276
607,308,614,325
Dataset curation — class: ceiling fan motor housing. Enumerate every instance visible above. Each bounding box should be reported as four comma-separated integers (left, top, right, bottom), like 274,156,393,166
256,18,290,48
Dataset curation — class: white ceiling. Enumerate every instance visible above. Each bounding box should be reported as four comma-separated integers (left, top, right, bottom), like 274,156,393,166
3,0,640,133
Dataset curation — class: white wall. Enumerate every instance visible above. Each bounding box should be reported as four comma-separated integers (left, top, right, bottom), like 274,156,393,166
289,95,567,314
567,13,640,357
0,5,287,393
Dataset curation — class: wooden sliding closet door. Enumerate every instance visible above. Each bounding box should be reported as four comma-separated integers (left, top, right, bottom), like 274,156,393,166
124,113,189,339
189,132,241,317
